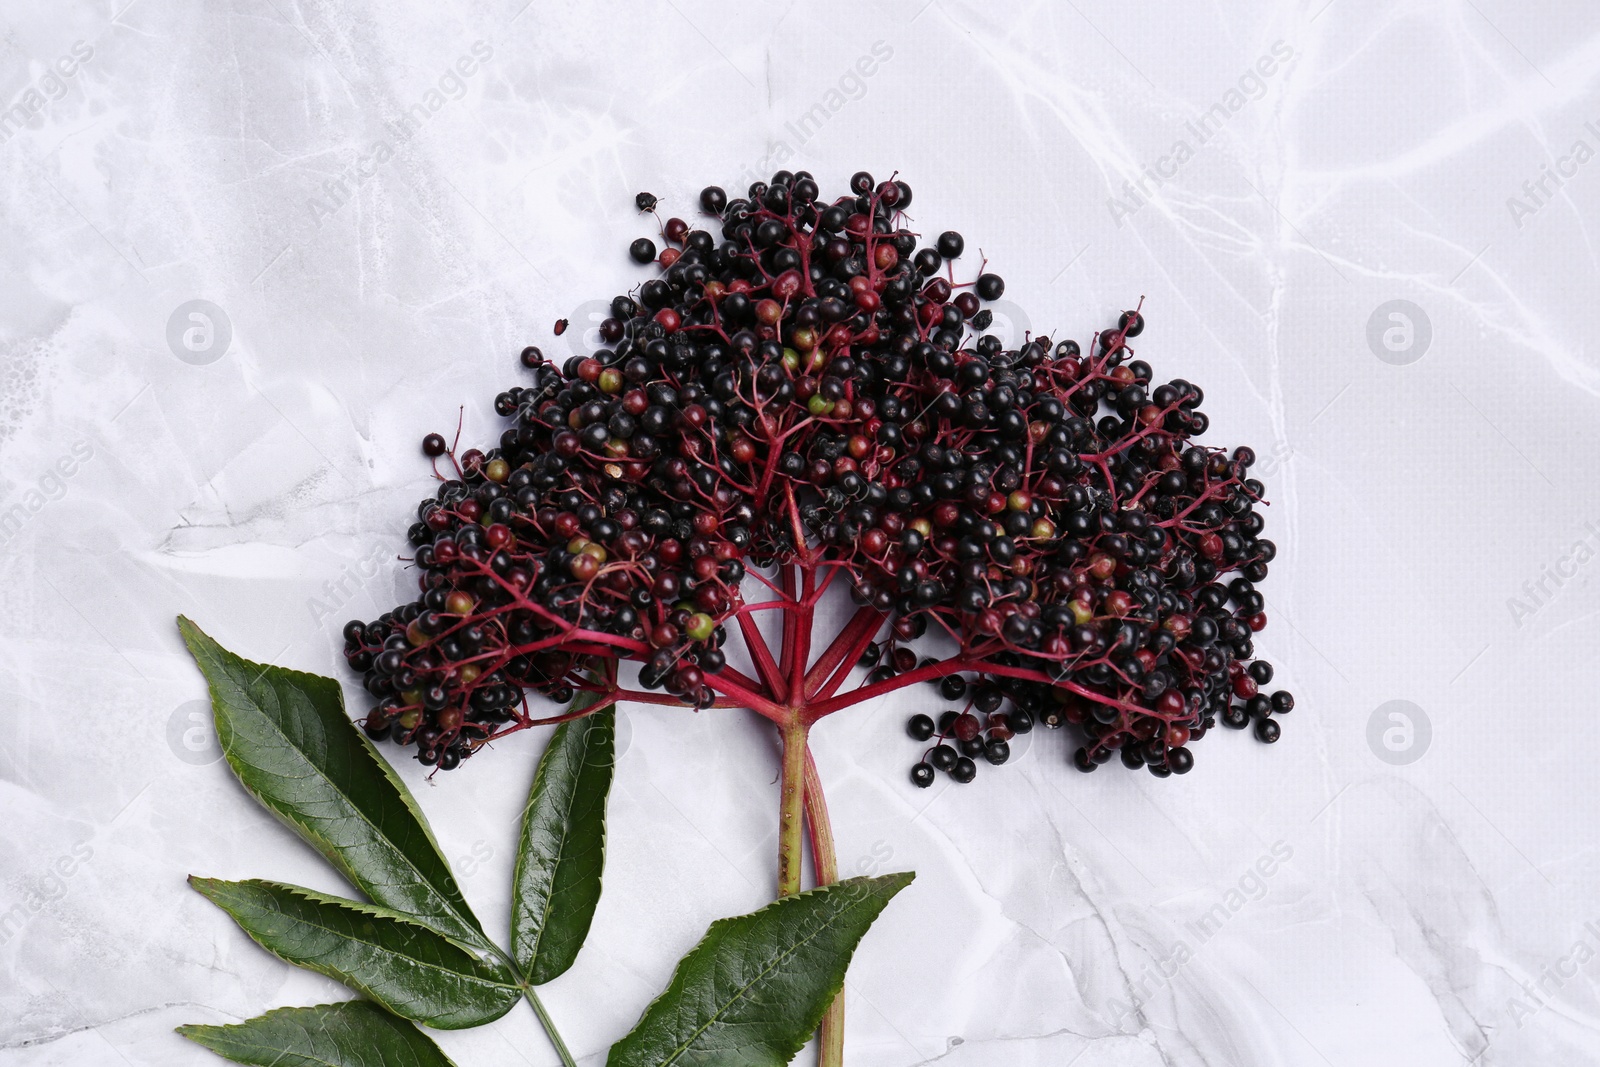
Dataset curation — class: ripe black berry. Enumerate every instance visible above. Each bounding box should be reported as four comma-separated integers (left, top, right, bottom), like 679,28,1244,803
422,433,447,457
635,191,658,213
699,185,727,214
976,273,1004,300
1254,718,1280,743
906,714,935,741
929,744,958,771
911,762,935,788
630,238,657,264
984,739,1010,765
950,757,977,783
936,230,964,258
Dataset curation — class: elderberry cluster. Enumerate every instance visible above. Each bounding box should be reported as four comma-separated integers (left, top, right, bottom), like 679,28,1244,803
344,167,1292,778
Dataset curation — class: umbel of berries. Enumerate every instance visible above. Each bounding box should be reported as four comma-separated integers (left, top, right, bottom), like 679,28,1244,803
344,167,1292,888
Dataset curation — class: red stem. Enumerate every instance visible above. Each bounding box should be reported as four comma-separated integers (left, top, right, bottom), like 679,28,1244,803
572,683,745,710
703,668,788,722
709,663,773,702
802,606,886,702
738,610,789,703
805,654,1147,719
778,564,799,685
789,565,815,699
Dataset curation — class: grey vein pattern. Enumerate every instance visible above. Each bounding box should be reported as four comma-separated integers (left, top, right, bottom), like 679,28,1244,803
2,0,1599,1064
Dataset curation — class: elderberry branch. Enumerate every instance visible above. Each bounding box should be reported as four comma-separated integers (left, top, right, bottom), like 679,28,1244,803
343,166,1290,790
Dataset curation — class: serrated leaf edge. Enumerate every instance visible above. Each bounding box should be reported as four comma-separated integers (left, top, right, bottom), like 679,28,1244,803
190,878,520,1029
515,688,613,983
190,878,513,978
177,616,488,951
176,1000,460,1067
615,872,914,1067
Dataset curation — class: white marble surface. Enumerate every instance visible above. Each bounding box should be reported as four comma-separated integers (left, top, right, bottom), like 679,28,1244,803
4,0,1600,1063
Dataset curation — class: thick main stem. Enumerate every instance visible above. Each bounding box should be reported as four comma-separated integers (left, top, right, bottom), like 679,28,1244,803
802,749,837,887
776,719,810,898
803,747,844,1067
742,556,851,1064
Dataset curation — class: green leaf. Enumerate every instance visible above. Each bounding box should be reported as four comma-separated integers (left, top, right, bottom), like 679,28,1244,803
177,616,488,952
177,1000,458,1066
191,878,521,1029
607,872,915,1067
513,689,615,984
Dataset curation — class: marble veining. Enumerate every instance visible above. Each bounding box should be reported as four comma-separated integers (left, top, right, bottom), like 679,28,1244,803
3,0,1599,1064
